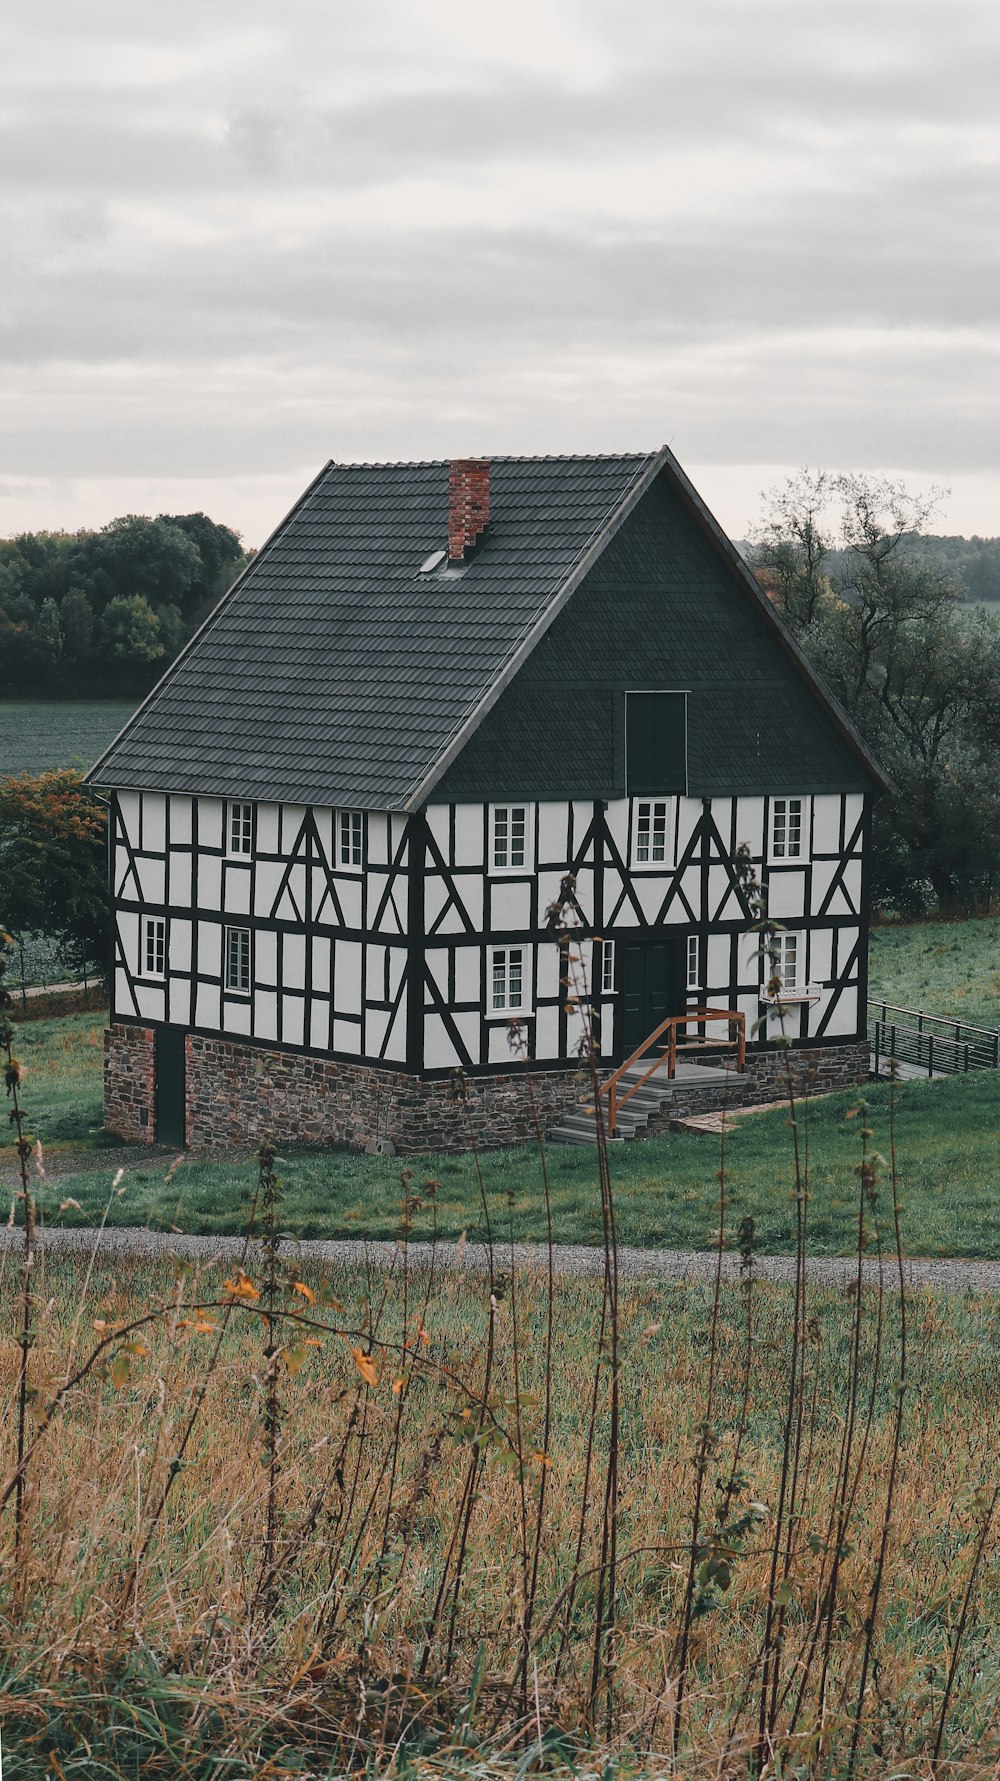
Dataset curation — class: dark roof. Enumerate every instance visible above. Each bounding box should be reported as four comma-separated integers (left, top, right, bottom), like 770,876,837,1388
88,448,889,807
87,453,658,809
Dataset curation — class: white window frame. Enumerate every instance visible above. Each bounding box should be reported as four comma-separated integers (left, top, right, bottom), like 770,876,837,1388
227,801,253,858
762,928,820,1003
686,933,700,994
599,937,616,995
489,803,533,874
770,797,804,862
631,797,674,869
142,915,165,979
224,924,252,996
338,809,364,869
488,944,530,1017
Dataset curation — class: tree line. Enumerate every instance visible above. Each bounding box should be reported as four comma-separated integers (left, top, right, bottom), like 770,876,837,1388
0,512,249,697
748,472,1000,916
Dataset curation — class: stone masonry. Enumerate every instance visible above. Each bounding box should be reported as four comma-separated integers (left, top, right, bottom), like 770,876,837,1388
104,1022,871,1156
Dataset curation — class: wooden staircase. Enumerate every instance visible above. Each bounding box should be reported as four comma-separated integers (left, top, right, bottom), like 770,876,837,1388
549,1057,750,1146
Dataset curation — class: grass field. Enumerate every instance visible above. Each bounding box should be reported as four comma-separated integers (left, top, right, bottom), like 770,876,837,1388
0,697,134,775
1,1246,998,1777
869,915,1000,1026
9,1010,1000,1258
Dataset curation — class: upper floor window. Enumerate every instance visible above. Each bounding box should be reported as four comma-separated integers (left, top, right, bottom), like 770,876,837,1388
490,803,531,873
633,800,670,866
228,801,253,857
686,933,700,992
625,691,687,796
489,945,527,1014
770,929,801,994
339,809,363,868
771,798,803,860
143,915,165,978
225,925,252,995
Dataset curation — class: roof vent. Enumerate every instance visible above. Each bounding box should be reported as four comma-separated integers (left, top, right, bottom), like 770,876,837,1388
448,458,490,563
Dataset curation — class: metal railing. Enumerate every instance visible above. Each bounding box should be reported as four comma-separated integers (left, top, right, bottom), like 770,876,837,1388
600,1008,746,1135
869,1000,1000,1078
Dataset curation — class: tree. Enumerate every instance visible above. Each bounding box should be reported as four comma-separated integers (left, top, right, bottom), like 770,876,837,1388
0,772,108,992
98,593,165,665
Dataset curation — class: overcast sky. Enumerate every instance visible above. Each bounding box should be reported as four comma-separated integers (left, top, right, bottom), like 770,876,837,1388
4,0,998,545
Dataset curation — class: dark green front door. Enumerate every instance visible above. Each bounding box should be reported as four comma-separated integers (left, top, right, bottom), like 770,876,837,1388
621,938,683,1058
156,1028,186,1147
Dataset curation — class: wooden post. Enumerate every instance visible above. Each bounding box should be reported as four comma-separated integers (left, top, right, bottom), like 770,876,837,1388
609,1080,617,1136
668,1021,676,1079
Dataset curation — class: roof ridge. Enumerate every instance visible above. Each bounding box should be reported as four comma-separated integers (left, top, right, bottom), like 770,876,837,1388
322,451,656,470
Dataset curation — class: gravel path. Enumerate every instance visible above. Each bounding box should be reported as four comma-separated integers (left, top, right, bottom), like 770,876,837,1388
1,1222,998,1293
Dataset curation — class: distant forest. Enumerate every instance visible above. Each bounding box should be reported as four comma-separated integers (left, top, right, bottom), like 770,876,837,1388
0,513,251,699
737,532,1000,603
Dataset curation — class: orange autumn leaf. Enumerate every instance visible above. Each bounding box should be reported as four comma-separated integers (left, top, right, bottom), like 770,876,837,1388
222,1270,260,1301
351,1348,379,1388
292,1280,315,1305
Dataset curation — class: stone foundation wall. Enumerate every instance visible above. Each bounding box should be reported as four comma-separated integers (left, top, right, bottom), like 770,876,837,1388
104,1023,156,1143
103,1024,870,1155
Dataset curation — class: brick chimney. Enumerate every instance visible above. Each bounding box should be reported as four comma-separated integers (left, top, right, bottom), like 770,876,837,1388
448,458,490,563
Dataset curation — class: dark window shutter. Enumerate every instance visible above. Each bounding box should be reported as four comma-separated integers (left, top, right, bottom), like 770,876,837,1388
626,692,687,794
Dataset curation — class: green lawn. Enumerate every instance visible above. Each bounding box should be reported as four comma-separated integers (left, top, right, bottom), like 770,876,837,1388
0,698,134,775
870,915,1000,1027
6,1011,1000,1257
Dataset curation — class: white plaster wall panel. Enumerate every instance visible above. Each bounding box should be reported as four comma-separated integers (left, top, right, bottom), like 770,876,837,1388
767,869,808,919
812,795,839,854
223,864,251,916
628,878,667,925
199,855,222,911
387,948,405,1000
453,804,484,868
114,846,139,900
845,793,864,838
706,863,741,922
536,871,570,922
489,1022,518,1064
281,998,305,1047
280,805,307,854
168,851,192,909
365,872,396,933
677,796,702,861
335,877,363,929
118,909,139,963
254,861,284,918
455,874,484,929
170,919,192,973
809,860,839,916
537,801,568,865
424,948,450,1005
336,941,363,1014
380,997,408,1063
198,921,222,978
308,1000,328,1051
142,794,166,853
168,981,191,1026
825,985,857,1036
272,863,308,923
434,900,469,936
734,797,766,859
168,795,192,846
535,942,563,1004
452,945,481,1006
135,984,166,1022
706,933,730,990
256,991,279,1042
534,1005,560,1058
199,799,223,850
841,860,862,912
119,791,140,843
137,856,166,907
837,926,861,973
423,876,452,934
451,1010,480,1064
254,928,278,985
390,814,408,860
604,799,630,862
562,1005,588,1062
426,804,450,858
490,880,532,931
364,1009,389,1059
424,1012,461,1070
808,927,833,983
312,805,334,862
223,999,252,1038
196,983,221,1030
255,803,279,854
333,1018,363,1055
312,935,331,996
282,932,306,991
114,968,133,1013
603,867,636,927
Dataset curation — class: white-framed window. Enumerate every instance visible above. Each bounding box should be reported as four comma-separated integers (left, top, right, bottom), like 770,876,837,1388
771,797,803,860
228,801,253,856
142,915,165,978
489,945,527,1015
686,933,700,993
600,938,616,995
490,803,531,872
225,925,252,995
633,799,670,866
770,929,802,995
339,809,363,868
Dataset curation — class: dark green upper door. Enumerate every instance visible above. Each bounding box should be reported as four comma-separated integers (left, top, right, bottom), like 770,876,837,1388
621,938,683,1058
155,1028,186,1147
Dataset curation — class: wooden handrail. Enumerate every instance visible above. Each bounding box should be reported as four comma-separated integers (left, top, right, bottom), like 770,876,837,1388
600,1008,746,1136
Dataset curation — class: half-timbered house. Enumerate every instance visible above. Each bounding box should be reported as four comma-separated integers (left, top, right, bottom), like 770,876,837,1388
88,449,887,1153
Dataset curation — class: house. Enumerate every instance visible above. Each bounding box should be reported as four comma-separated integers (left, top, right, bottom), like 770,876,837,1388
86,449,886,1154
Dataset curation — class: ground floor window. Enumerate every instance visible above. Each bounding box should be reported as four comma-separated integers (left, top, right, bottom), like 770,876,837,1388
771,929,802,994
686,933,700,992
600,937,616,994
143,915,165,978
225,925,252,995
489,945,526,1014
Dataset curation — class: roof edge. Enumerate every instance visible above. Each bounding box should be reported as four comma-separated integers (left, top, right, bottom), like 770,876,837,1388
401,447,669,811
85,461,335,790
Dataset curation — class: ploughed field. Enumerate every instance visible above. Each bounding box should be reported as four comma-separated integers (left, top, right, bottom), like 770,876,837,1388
8,1006,1000,1258
0,698,134,776
1,1243,999,1778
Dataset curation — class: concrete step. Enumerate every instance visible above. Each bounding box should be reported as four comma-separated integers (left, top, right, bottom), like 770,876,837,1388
547,1124,625,1146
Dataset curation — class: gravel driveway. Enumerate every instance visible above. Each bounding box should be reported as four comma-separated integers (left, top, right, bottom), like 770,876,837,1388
1,1222,997,1294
